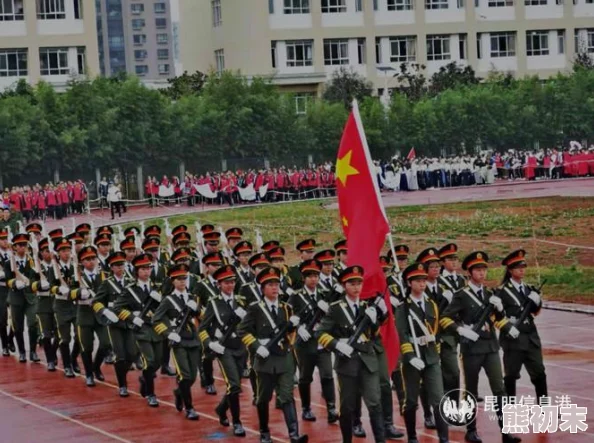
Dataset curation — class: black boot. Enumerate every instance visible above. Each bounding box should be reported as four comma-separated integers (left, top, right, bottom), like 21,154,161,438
228,392,242,426
29,351,40,362
368,409,386,443
257,402,270,438
404,409,417,441
81,351,94,378
42,337,54,365
504,376,517,399
173,387,183,411
534,375,548,404
71,341,81,374
298,382,316,421
282,402,308,443
215,395,230,426
327,402,339,424
93,348,106,381
114,360,128,389
180,380,198,419
29,328,39,361
434,406,450,443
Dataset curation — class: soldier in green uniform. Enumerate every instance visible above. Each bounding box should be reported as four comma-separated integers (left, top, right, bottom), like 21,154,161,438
261,240,280,254
0,228,15,356
199,264,248,437
74,246,119,387
222,227,243,264
233,240,254,289
331,239,348,280
143,238,168,288
94,251,137,396
5,233,38,363
268,246,295,302
31,238,56,370
316,266,386,443
440,251,521,443
314,249,342,303
237,266,307,443
113,253,164,407
120,238,138,280
438,244,466,292
75,223,92,246
95,234,113,273
143,224,171,264
395,262,450,443
240,252,270,306
153,263,201,420
287,239,316,290
498,249,547,404
289,259,338,424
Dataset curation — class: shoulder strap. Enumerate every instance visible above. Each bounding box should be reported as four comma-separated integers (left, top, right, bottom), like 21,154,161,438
504,286,522,307
463,288,484,307
258,302,278,331
108,279,122,295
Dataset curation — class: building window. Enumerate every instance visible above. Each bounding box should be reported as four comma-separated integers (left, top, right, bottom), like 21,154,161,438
132,19,145,30
215,49,225,73
269,0,274,13
158,63,169,75
73,0,82,19
157,33,168,44
131,3,144,14
588,29,594,52
135,65,148,75
286,40,313,67
526,31,549,56
109,36,125,49
525,0,547,4
477,33,482,58
388,0,413,10
490,32,516,57
355,0,363,11
212,0,222,26
295,93,314,115
154,2,166,13
376,37,382,64
390,36,416,62
133,34,147,45
39,47,69,75
488,0,513,5
425,0,448,9
77,46,85,74
557,30,565,54
134,49,147,60
324,39,349,65
457,0,465,7
321,0,347,13
271,41,277,68
157,49,169,59
0,0,25,21
284,0,310,13
36,0,66,19
0,48,27,77
427,35,450,60
155,18,166,28
459,34,467,59
357,38,366,64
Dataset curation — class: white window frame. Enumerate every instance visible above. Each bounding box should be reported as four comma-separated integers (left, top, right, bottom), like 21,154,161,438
0,48,28,77
427,35,451,61
155,17,167,29
526,31,549,56
157,49,169,60
286,40,313,67
135,65,148,76
36,0,66,20
388,0,413,10
587,29,594,52
355,0,363,10
154,2,166,13
295,93,314,115
490,32,516,57
321,0,347,13
376,37,382,64
389,36,417,62
134,49,147,60
324,39,349,66
271,41,277,68
131,3,144,14
215,49,225,73
158,63,170,75
0,0,25,21
133,34,147,46
76,46,85,74
459,33,467,59
156,33,168,44
211,0,222,26
525,0,547,4
131,18,145,30
557,30,565,54
39,47,69,76
488,0,513,6
357,38,366,64
425,0,449,9
284,0,310,13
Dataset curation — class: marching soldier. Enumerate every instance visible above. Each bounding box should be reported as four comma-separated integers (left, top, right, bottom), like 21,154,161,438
261,240,280,254
75,246,119,386
223,227,243,263
440,251,521,443
237,266,308,443
331,239,348,279
5,233,38,363
268,246,294,302
316,266,386,443
95,234,112,273
289,259,338,424
314,249,342,303
113,253,165,407
498,249,547,404
438,244,466,292
233,240,254,290
143,238,168,288
199,264,248,437
68,232,85,255
240,252,270,306
395,263,449,443
153,263,201,420
94,251,137,396
287,239,316,290
75,223,92,246
121,238,138,279
0,228,15,356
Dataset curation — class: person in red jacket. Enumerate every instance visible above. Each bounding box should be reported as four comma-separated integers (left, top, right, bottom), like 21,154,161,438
46,185,57,220
22,188,33,223
37,189,47,221
73,181,85,214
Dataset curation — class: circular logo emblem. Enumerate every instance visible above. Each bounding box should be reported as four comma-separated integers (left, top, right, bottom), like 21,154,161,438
439,390,478,426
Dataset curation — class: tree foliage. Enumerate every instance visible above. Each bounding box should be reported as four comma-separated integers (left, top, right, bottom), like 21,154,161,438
322,67,373,110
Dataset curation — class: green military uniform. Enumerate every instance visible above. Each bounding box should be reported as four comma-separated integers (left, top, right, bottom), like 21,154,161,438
32,256,57,369
0,241,12,355
497,249,547,404
395,263,449,443
287,238,317,291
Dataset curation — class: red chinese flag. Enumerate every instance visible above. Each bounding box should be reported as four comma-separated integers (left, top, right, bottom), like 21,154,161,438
336,101,399,371
407,147,416,160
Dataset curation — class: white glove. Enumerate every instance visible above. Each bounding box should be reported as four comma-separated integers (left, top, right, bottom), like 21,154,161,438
390,296,402,308
289,315,300,327
234,307,247,319
256,346,270,359
334,284,344,294
442,290,453,303
409,357,426,371
168,332,181,343
40,280,50,291
335,341,354,358
365,307,377,324
528,291,541,305
186,299,198,312
209,341,226,355
285,287,295,296
489,295,503,313
80,288,91,299
15,280,26,290
457,326,479,342
59,285,69,295
376,297,388,315
132,316,144,327
317,299,329,314
0,269,5,279
297,325,311,342
103,309,119,323
508,325,520,339
149,290,162,303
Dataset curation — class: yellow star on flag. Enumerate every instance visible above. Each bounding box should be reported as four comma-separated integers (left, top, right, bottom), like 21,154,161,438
336,150,360,187
342,216,348,227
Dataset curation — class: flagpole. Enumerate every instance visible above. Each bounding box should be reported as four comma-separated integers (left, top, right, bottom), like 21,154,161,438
387,233,400,273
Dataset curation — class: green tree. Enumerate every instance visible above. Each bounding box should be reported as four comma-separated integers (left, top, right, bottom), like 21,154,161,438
162,70,208,100
322,67,373,110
